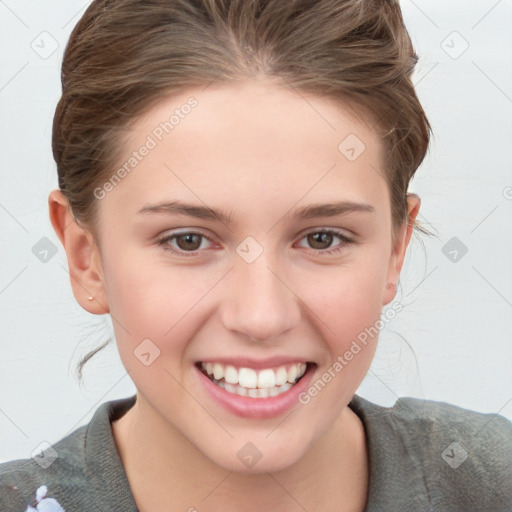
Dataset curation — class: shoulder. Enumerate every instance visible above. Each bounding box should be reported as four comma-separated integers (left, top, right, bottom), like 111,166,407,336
0,424,88,511
388,395,512,442
396,397,512,510
0,396,137,511
351,395,512,511
391,396,512,466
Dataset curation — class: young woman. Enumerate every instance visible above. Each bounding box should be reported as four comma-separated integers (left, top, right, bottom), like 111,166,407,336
1,1,511,511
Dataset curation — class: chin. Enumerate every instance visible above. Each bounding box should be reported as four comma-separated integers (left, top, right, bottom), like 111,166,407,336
200,438,309,475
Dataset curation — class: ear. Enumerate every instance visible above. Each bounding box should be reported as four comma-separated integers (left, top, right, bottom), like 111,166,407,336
382,193,421,305
48,189,109,314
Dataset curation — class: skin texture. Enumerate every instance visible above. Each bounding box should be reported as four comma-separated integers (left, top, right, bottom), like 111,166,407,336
49,79,420,512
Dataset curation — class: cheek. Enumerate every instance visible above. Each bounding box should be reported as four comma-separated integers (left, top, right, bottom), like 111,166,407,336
101,250,213,367
103,244,190,326
306,252,387,337
295,260,385,414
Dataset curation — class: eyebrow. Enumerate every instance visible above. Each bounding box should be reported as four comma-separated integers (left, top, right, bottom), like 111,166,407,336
137,200,375,226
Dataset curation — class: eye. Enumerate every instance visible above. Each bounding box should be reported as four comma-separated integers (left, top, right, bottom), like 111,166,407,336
156,228,354,258
157,230,213,256
296,228,354,256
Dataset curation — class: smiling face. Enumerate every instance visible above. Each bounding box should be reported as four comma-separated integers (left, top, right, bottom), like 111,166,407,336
57,79,417,474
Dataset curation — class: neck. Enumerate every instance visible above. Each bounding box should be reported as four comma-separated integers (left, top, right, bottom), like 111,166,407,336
112,395,369,512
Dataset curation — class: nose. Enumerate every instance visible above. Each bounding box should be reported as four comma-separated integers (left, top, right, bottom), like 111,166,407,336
219,251,301,343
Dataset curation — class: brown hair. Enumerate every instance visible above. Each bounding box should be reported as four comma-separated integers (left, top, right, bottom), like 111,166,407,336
52,0,432,381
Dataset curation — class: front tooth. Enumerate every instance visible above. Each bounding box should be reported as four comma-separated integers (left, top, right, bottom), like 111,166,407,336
236,385,248,397
213,363,224,380
247,387,259,398
239,367,257,388
275,366,288,386
224,365,239,384
257,369,275,389
287,364,298,383
258,388,269,398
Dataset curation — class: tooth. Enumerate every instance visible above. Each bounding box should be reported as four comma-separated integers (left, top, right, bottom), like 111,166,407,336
247,387,259,398
214,378,296,397
224,382,237,393
287,365,298,383
275,366,288,386
280,382,292,393
258,388,269,398
224,365,239,384
239,367,257,388
298,363,307,377
268,386,280,397
257,369,275,389
236,385,248,397
213,363,224,380
206,362,214,375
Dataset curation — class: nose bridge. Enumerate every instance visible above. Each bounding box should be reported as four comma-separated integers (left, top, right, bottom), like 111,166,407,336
220,244,301,342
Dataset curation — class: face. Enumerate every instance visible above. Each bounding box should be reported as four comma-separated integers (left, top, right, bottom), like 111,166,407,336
82,80,413,473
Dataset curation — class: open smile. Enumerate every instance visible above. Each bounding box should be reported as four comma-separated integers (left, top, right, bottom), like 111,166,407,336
197,361,309,398
195,360,316,419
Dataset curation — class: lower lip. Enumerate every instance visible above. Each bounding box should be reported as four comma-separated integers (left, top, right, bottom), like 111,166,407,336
195,363,316,419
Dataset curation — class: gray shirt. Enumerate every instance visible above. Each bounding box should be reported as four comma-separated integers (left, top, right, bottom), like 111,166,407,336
1,394,511,511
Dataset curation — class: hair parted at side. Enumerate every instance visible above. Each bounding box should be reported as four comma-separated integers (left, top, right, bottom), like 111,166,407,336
52,0,432,381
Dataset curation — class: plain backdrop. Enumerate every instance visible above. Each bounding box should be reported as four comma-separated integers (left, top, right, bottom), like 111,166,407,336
1,0,511,463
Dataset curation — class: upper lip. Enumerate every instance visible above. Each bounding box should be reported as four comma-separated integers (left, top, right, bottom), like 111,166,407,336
196,356,313,369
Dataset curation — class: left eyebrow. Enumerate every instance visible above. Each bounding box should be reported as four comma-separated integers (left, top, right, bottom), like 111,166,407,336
137,199,375,227
286,201,375,220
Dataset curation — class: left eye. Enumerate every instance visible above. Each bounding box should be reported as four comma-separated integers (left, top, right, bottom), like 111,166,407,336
157,231,212,254
157,228,353,257
296,229,353,255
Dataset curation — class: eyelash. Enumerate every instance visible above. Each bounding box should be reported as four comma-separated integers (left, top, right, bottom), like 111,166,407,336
156,228,354,257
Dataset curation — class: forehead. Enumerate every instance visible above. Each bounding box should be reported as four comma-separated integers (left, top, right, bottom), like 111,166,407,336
102,80,389,222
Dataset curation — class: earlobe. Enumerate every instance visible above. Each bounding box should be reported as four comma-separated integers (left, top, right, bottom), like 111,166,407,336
48,189,109,314
382,194,421,306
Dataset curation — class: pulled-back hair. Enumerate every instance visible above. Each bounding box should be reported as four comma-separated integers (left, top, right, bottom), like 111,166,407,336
52,0,432,380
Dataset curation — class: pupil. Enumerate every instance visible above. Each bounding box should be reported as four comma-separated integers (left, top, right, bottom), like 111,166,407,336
178,234,200,250
309,232,332,249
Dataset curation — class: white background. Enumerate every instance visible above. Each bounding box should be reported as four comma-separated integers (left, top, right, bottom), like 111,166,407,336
1,1,511,463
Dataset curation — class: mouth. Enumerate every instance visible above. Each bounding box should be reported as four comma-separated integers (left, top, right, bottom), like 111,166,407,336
195,361,313,399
